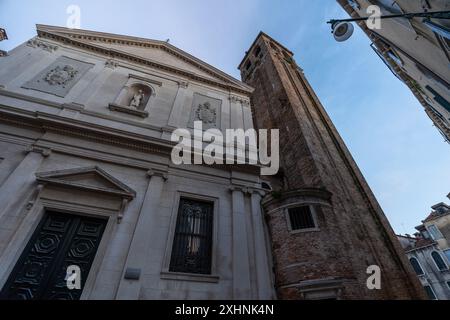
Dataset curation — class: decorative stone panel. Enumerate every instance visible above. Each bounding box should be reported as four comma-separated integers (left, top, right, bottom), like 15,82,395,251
27,39,58,52
22,56,94,97
189,93,222,129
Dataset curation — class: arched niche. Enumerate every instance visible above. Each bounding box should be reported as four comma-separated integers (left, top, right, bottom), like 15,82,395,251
120,82,153,111
109,79,157,118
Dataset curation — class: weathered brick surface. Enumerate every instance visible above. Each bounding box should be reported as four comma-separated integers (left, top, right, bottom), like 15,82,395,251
240,33,426,299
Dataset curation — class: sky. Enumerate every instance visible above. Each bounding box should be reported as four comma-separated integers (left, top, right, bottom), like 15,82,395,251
1,0,449,235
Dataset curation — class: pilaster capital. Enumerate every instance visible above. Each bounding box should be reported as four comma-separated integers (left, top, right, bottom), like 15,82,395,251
229,185,248,194
25,146,52,157
178,81,189,89
248,187,266,197
229,94,250,107
147,168,168,181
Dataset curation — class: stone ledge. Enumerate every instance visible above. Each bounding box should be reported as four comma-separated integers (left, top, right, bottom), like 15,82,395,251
160,271,220,283
108,103,149,118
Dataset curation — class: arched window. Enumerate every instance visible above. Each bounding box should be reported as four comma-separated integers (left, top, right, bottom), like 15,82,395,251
431,251,448,271
409,257,424,276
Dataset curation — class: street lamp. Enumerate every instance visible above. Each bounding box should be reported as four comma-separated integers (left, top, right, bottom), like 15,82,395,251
328,10,450,42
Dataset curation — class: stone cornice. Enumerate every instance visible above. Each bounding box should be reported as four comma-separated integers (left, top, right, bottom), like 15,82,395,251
35,25,254,95
0,106,174,156
261,188,333,208
0,87,167,133
0,104,263,176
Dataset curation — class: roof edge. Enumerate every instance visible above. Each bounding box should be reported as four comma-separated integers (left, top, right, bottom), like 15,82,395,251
36,24,254,93
238,31,294,70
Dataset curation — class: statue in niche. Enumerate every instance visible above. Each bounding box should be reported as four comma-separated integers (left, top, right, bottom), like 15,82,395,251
129,89,145,109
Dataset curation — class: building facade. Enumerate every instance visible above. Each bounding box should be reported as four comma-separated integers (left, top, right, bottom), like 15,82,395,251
419,195,450,267
398,234,450,300
239,32,425,299
398,194,450,300
0,24,425,299
338,0,450,143
0,25,274,300
397,195,450,300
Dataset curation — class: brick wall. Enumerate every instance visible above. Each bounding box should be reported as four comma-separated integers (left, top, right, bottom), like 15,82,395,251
240,33,426,299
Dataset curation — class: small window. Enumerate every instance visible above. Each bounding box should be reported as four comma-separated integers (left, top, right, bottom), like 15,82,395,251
431,251,448,271
269,42,278,52
288,206,316,231
409,257,424,276
424,285,437,300
425,86,450,114
427,224,444,240
245,60,252,71
169,198,214,275
253,45,261,57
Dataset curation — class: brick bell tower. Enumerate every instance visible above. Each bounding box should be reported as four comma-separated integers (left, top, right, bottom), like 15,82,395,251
239,32,426,300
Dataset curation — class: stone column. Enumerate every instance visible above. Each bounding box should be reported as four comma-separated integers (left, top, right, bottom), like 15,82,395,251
230,186,252,299
250,189,274,299
0,147,49,221
115,169,167,300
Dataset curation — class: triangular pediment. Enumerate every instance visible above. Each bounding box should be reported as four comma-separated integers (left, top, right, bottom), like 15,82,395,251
83,41,220,81
36,25,253,94
36,166,136,199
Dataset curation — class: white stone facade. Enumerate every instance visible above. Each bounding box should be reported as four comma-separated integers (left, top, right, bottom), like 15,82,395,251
0,25,274,300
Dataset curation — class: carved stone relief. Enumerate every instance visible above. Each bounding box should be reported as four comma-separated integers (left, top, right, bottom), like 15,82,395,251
195,102,217,125
44,65,78,87
189,93,222,129
22,56,94,97
105,59,118,69
229,95,250,107
27,39,58,52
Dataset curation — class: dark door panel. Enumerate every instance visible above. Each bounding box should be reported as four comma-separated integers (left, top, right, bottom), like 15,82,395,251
0,212,107,300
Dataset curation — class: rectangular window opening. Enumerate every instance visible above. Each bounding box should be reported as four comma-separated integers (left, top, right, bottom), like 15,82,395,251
169,198,214,275
288,206,316,230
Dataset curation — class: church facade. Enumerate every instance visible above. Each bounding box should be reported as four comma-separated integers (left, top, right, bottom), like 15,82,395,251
0,25,424,299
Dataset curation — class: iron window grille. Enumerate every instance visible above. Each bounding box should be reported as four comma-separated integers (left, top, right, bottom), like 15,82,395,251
288,206,316,230
169,198,214,275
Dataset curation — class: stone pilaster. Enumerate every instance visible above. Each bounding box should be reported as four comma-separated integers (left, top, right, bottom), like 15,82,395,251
115,169,167,300
249,189,274,299
167,81,189,128
230,185,252,299
0,146,50,221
